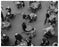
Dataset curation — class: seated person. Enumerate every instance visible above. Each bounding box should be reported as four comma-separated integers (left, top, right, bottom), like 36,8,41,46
44,30,55,39
29,28,36,37
15,37,28,46
15,39,21,46
49,3,56,10
54,7,58,14
54,1,58,8
1,21,11,30
43,25,55,39
17,39,27,46
6,12,15,19
49,2,58,14
15,33,23,42
49,13,56,20
22,13,30,20
48,13,56,26
22,22,36,37
29,1,42,13
24,37,34,46
6,12,11,18
40,37,50,46
48,18,57,26
22,13,37,23
29,1,41,9
5,6,11,13
27,39,32,46
29,13,37,23
25,26,36,38
50,1,58,6
15,1,25,9
22,22,36,33
1,34,9,46
22,22,32,32
49,1,56,6
48,1,58,15
25,25,36,32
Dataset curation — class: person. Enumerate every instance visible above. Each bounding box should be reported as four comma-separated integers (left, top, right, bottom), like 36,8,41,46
50,1,58,6
40,37,50,46
15,33,23,42
44,7,57,25
6,12,11,18
15,39,21,46
23,13,29,20
16,1,25,9
29,1,42,13
22,13,37,23
54,7,58,14
22,22,34,32
6,6,11,13
15,36,29,46
54,1,58,8
22,22,36,38
17,39,27,46
29,28,36,38
29,13,37,23
22,22,27,31
44,13,50,25
1,20,11,30
25,26,36,38
6,12,15,19
48,13,56,26
1,34,9,46
43,25,55,39
44,30,54,39
48,17,56,26
27,38,32,46
2,34,9,42
25,36,33,46
49,1,58,14
15,33,24,46
49,1,58,15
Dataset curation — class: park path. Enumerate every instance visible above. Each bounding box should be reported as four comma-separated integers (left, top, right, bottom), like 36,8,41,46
1,1,57,46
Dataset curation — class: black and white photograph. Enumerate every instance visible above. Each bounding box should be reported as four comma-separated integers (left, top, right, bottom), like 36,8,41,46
1,0,58,46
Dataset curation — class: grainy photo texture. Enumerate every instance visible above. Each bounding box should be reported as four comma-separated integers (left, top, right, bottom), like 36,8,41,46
1,1,58,46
